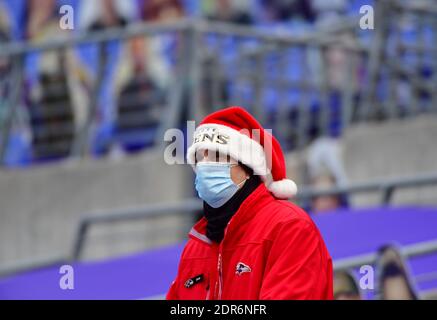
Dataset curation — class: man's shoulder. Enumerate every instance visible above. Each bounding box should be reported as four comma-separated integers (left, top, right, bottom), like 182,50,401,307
259,198,314,226
253,199,323,245
179,239,211,260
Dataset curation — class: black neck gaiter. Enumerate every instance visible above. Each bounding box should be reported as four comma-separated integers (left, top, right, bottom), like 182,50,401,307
203,174,261,244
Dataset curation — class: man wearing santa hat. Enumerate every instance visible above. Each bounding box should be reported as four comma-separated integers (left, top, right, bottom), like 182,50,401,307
167,106,333,300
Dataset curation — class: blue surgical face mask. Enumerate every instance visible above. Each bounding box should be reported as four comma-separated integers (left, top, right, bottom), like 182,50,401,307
195,162,247,208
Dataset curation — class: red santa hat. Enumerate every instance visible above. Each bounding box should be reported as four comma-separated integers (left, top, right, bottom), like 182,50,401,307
187,106,297,199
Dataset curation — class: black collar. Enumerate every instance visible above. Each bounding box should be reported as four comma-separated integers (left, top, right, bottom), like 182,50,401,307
203,174,261,243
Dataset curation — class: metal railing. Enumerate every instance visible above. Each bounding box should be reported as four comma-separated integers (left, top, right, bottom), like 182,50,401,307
298,172,437,208
1,172,437,281
71,172,437,261
359,0,437,121
1,0,436,166
334,238,437,270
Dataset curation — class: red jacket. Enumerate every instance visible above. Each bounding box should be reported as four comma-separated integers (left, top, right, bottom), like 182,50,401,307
167,183,333,300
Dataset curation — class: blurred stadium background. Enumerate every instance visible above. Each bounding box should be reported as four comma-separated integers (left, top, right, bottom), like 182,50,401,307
0,0,437,300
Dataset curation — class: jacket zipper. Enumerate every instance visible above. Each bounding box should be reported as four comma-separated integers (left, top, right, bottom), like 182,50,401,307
218,252,223,299
212,244,224,300
205,283,210,300
216,221,230,300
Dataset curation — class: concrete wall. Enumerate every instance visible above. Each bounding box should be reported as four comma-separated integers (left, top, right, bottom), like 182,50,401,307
285,115,437,207
342,115,437,206
0,151,194,271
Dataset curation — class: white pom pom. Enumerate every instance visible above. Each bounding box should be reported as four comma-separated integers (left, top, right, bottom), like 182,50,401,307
268,179,298,199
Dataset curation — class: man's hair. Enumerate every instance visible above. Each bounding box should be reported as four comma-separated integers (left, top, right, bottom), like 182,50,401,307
239,162,254,176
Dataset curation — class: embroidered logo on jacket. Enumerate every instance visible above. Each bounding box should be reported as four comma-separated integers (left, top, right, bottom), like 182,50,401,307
235,262,251,276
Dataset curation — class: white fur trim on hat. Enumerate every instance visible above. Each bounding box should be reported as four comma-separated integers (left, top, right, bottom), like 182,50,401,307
187,123,298,199
267,179,298,199
187,123,270,176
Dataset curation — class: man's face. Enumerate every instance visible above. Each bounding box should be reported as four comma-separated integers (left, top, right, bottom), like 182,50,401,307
196,150,248,187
